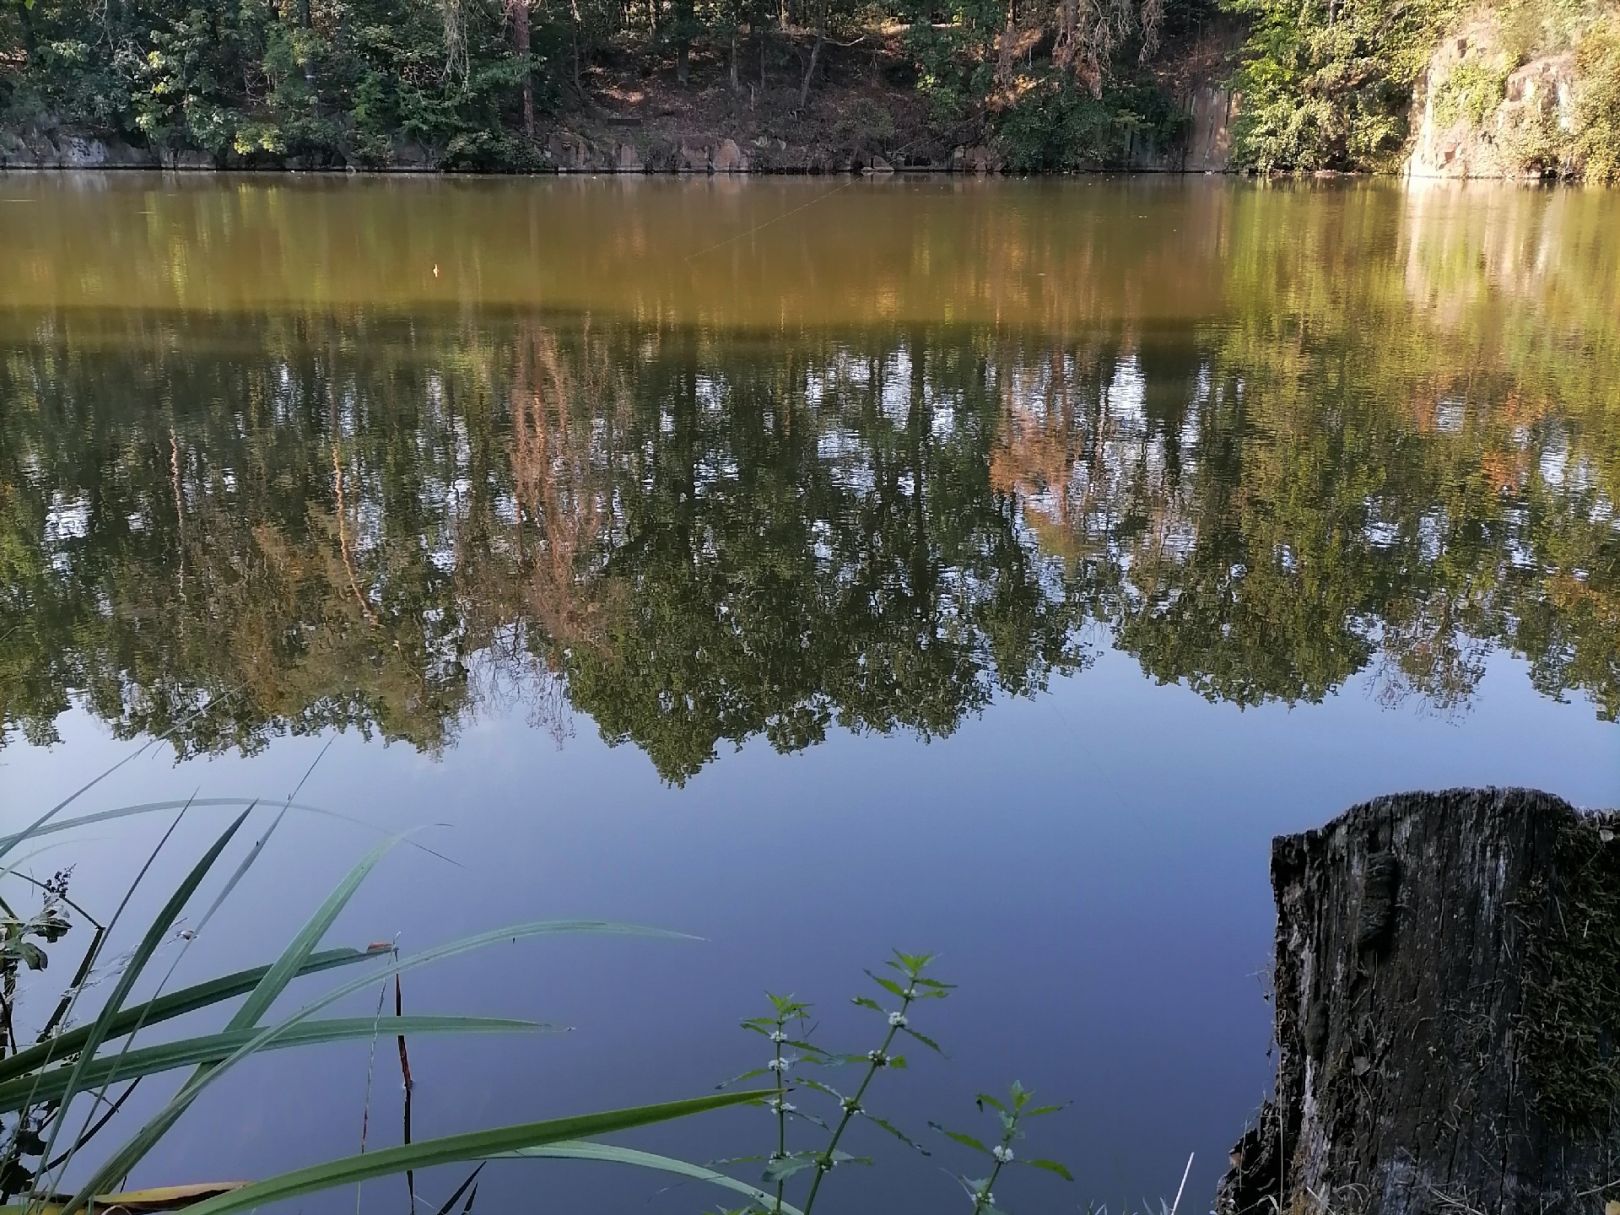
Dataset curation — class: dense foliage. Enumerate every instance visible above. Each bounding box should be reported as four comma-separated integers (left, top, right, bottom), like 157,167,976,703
1226,0,1620,172
2,0,543,167
1,0,1615,170
1575,12,1620,181
1222,0,1459,170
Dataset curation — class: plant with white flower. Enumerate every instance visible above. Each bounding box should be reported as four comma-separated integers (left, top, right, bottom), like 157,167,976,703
797,951,949,1215
935,1081,1074,1215
731,955,959,1215
735,992,825,1215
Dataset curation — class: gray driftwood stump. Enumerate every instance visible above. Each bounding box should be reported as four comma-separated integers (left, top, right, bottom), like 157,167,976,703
1217,788,1619,1215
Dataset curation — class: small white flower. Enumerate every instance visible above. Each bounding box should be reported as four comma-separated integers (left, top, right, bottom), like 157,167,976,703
903,987,918,998
992,1146,1014,1164
888,1011,908,1027
769,1030,788,1043
841,1098,861,1114
866,1050,889,1066
766,1099,797,1114
768,1055,796,1073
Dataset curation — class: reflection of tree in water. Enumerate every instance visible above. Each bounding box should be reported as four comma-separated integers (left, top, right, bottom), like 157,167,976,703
0,302,1615,780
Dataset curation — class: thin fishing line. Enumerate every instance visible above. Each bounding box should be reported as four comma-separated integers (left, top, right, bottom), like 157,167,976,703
684,175,861,263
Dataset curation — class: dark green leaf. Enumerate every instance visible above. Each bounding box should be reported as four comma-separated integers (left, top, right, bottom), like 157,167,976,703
900,1026,945,1055
930,1123,991,1155
863,1114,929,1155
864,971,906,999
761,1153,819,1184
1025,1158,1074,1181
0,947,390,1086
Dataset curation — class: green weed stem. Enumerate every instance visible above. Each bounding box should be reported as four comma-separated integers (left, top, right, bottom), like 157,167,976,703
800,987,915,1215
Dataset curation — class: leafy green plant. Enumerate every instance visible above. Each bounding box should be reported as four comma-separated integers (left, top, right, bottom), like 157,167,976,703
933,1082,1074,1212
1574,14,1620,183
720,955,1073,1214
0,794,773,1215
1224,0,1461,171
994,72,1188,171
1431,59,1510,129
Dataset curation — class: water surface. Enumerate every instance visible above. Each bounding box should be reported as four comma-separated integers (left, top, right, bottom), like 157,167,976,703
1,174,1617,1212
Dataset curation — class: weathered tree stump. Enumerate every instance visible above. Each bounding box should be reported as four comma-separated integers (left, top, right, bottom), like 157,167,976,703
1218,788,1620,1215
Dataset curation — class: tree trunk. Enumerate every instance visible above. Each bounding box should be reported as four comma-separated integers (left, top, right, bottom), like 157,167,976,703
797,29,823,110
1218,788,1620,1215
730,30,739,92
510,0,534,141
675,0,693,87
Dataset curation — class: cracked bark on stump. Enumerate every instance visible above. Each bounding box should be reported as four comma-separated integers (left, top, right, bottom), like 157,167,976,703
1218,787,1620,1215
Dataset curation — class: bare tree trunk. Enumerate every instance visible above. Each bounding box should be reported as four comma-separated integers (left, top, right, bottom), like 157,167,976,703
730,30,739,91
509,0,534,140
674,0,694,86
797,29,823,109
1219,788,1620,1215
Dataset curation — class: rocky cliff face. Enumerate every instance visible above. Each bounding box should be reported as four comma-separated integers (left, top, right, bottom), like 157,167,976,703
0,123,158,169
1405,16,1585,179
1183,84,1240,171
1129,21,1243,173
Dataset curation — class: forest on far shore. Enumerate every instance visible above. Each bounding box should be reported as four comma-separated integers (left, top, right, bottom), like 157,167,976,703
2,0,1618,174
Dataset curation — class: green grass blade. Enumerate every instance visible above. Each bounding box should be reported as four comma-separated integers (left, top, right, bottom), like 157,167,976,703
0,946,390,1087
71,836,402,1215
504,1140,806,1214
225,835,396,1033
193,806,286,936
0,697,239,863
176,1091,773,1215
0,800,458,866
64,920,691,1215
0,1017,542,1112
33,807,251,1187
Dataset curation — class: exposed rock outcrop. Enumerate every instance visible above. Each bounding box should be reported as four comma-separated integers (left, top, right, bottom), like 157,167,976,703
1183,84,1239,172
0,124,157,168
711,137,748,172
1405,17,1583,179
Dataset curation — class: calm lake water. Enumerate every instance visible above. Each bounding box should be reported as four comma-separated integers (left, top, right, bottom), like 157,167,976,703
2,173,1618,1212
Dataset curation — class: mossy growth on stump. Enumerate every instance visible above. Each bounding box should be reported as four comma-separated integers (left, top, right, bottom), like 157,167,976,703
1517,809,1620,1133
